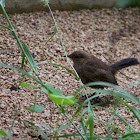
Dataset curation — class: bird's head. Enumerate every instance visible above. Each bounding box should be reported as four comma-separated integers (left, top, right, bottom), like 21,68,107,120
65,51,90,64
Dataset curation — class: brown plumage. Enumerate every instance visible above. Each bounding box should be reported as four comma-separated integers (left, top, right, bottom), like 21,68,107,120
67,51,139,89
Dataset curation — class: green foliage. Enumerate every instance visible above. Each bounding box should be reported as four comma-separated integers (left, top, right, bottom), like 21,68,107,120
0,0,5,7
41,84,78,105
48,94,77,105
19,82,38,89
87,104,94,140
24,105,45,113
45,84,63,95
130,107,140,123
0,130,9,137
114,0,140,8
41,0,49,6
22,43,38,74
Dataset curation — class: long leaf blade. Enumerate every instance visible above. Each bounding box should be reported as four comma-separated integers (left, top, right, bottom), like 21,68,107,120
22,43,38,73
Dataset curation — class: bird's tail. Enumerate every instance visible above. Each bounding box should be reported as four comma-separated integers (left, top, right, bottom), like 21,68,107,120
111,58,139,74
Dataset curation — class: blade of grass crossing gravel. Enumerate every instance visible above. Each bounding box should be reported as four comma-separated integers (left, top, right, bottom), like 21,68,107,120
9,112,17,140
21,44,42,84
107,108,125,129
130,107,140,123
111,109,135,131
95,117,114,137
0,2,39,78
18,61,46,88
77,90,124,107
76,82,140,104
0,63,46,89
47,4,84,87
82,108,113,136
88,103,94,140
43,126,53,135
123,101,140,123
0,3,26,57
45,29,57,44
94,117,123,136
48,62,79,80
79,118,88,140
67,104,86,125
69,97,98,124
42,124,54,136
22,43,38,74
0,23,10,30
122,132,140,138
47,3,91,106
21,53,25,70
62,108,86,140
24,121,49,140
57,124,71,132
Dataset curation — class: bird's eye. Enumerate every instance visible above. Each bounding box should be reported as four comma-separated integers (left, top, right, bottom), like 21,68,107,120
74,55,81,58
74,55,79,58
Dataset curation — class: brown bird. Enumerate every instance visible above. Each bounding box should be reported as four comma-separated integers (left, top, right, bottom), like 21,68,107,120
67,51,139,90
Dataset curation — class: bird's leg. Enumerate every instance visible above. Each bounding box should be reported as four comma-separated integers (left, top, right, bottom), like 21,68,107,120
87,93,101,104
82,92,101,104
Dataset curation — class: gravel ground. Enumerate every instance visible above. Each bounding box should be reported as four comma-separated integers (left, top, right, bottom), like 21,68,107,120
0,8,140,139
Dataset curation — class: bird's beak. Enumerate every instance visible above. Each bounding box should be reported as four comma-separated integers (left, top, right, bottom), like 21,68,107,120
64,55,70,58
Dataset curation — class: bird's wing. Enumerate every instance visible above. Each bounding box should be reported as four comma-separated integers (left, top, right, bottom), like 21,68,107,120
82,61,117,85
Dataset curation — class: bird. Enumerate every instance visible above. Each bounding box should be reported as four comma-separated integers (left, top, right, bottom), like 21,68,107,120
66,50,139,91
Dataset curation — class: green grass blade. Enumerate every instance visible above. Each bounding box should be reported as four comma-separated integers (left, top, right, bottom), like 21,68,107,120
111,110,135,131
57,124,71,132
0,23,10,30
130,107,140,123
76,82,140,104
88,104,94,140
24,105,45,113
42,123,55,132
48,62,79,80
45,29,57,44
123,102,140,123
41,0,49,6
9,111,17,140
0,62,46,88
22,43,38,73
122,132,140,138
79,118,88,140
19,82,38,89
21,53,25,70
0,130,9,137
24,121,49,140
0,0,5,7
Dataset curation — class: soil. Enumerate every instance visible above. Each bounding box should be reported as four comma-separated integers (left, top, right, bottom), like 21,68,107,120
0,8,140,139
